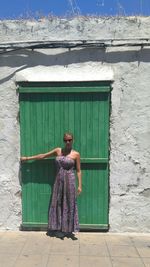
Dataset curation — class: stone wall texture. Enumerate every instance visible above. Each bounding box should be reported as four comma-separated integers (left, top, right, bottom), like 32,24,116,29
0,17,150,231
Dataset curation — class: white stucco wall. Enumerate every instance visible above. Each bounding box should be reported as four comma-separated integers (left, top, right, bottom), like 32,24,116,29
0,17,150,231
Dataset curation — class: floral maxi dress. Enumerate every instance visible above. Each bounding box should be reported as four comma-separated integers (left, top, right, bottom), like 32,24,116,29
48,155,79,233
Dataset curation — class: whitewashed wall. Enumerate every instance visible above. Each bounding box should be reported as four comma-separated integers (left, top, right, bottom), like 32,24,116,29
0,17,150,231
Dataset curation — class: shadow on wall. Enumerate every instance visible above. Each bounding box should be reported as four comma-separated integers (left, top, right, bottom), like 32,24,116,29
0,47,150,84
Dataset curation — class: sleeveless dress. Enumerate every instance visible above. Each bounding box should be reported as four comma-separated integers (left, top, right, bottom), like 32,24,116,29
48,155,79,233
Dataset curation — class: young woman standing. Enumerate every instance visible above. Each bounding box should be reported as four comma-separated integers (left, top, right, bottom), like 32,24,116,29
21,133,82,239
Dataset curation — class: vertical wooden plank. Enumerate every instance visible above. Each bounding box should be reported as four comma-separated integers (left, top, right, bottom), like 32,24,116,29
74,93,81,153
68,94,75,136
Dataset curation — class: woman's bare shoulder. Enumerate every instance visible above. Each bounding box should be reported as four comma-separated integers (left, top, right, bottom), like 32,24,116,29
72,150,80,157
55,147,62,155
47,147,61,155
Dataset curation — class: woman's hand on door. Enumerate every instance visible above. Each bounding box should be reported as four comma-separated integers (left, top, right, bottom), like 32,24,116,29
20,156,29,161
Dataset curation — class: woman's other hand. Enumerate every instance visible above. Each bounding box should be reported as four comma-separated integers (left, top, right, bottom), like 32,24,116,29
77,186,82,196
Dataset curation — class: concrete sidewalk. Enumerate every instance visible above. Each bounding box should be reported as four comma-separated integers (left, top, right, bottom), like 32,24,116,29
0,231,150,267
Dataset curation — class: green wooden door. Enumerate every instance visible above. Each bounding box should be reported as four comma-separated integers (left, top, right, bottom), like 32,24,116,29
19,82,110,230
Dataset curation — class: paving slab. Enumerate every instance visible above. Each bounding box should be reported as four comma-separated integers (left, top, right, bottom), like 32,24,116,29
131,235,150,248
0,231,150,267
47,255,79,267
80,255,112,267
136,246,150,258
142,257,150,267
79,243,109,257
111,257,145,267
0,254,18,267
50,241,79,255
105,234,133,246
79,233,106,245
14,254,49,267
21,236,52,255
108,245,139,258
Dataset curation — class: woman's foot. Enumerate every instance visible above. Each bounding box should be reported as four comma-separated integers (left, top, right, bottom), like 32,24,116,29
65,232,78,240
46,230,57,237
55,231,66,239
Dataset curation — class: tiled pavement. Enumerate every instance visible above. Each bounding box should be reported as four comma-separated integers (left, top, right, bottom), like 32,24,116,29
0,231,150,267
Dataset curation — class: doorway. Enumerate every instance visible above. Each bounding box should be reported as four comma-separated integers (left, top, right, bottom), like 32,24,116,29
19,81,110,230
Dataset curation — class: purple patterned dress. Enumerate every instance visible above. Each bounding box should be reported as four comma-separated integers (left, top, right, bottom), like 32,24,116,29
48,156,79,233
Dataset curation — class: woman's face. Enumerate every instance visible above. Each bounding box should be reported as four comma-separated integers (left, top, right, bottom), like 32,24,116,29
63,135,73,149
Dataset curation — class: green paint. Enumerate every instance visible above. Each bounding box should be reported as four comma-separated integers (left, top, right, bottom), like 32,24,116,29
20,82,110,230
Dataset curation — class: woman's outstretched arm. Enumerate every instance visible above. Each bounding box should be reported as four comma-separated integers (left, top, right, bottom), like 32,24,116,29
21,147,60,161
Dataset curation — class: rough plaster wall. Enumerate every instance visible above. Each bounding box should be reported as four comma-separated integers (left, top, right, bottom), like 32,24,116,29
0,17,150,231
1,16,150,41
0,76,21,230
109,51,150,232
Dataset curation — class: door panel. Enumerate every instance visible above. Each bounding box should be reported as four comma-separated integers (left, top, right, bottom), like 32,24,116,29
77,163,108,228
20,83,110,229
